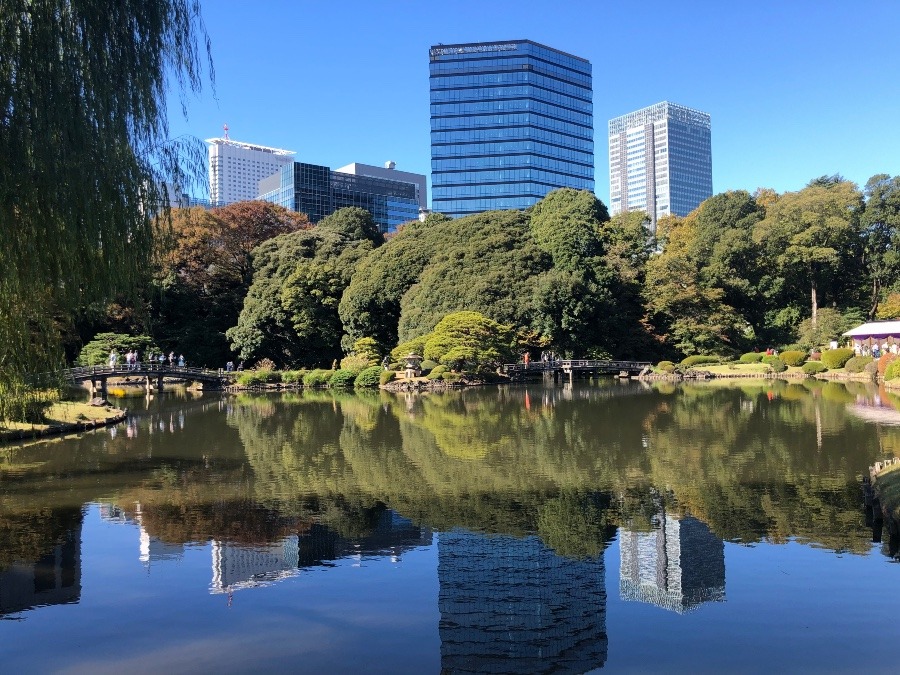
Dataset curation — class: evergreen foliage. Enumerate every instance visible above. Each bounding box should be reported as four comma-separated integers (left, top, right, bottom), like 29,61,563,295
820,348,854,369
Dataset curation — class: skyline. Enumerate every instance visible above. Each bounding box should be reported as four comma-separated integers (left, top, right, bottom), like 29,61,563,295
166,0,900,208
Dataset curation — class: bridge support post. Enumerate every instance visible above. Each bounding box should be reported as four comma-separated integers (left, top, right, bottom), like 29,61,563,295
157,374,164,392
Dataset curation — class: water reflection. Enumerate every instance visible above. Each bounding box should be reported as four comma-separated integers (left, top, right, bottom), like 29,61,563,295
2,380,900,670
0,508,82,617
439,529,607,673
619,506,725,614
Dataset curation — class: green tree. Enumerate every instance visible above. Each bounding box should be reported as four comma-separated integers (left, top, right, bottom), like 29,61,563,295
0,0,210,418
754,181,863,330
860,174,900,318
229,208,382,367
422,311,516,372
76,333,157,366
153,202,308,366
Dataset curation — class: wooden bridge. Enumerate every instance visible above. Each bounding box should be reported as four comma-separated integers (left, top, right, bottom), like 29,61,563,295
502,359,652,382
45,364,237,398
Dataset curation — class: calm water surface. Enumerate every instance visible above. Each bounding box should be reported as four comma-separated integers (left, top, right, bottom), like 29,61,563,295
2,379,900,673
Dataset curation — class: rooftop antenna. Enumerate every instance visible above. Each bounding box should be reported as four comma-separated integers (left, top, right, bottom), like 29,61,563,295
223,123,229,140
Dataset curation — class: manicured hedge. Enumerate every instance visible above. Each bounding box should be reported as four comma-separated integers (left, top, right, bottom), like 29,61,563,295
679,355,719,368
303,369,331,387
656,361,676,373
427,364,449,380
821,348,854,370
379,370,395,385
236,369,279,386
779,350,807,367
844,356,873,374
328,369,358,388
420,359,439,375
281,369,307,384
885,359,900,381
739,352,764,363
763,355,786,372
801,361,827,375
353,366,382,388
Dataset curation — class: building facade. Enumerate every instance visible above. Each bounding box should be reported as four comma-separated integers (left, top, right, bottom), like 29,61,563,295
608,101,712,233
206,135,295,206
429,40,594,218
258,161,422,233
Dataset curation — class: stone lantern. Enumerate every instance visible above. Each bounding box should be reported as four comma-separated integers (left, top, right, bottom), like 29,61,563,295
404,353,423,379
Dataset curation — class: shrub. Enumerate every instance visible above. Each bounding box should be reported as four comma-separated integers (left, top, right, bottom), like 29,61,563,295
679,355,719,368
441,371,462,382
303,369,331,387
763,355,786,373
779,350,807,367
379,370,395,385
739,352,764,363
420,359,439,375
820,348,854,370
280,369,307,384
254,358,277,371
328,369,357,388
656,360,676,373
353,366,382,388
802,361,827,375
236,370,278,386
844,356,873,374
427,364,448,380
886,359,900,381
878,353,897,376
339,354,371,373
388,362,400,371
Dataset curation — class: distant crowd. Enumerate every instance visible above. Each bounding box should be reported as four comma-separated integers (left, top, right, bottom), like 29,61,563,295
108,349,185,369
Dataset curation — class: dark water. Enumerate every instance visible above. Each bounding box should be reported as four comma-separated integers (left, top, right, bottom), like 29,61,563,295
2,379,900,673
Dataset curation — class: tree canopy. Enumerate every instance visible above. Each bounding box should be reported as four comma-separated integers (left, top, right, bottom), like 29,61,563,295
0,0,211,417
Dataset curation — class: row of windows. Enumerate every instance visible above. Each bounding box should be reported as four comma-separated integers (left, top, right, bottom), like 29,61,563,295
431,99,592,126
433,167,594,186
431,139,594,166
429,57,592,88
431,84,592,113
431,126,593,152
433,196,543,215
434,179,588,199
430,71,591,102
431,111,592,137
432,154,592,174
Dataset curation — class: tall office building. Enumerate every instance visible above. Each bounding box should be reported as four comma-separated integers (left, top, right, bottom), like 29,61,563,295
206,129,294,206
258,161,423,233
608,101,712,233
429,40,594,218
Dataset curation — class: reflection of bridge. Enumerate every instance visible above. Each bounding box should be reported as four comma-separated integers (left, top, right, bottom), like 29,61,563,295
502,359,651,382
54,365,235,398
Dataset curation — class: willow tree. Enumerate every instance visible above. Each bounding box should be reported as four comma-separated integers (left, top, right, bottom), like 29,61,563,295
0,1,211,419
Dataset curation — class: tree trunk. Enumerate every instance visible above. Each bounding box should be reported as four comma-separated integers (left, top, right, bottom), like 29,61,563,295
869,276,881,320
811,281,818,328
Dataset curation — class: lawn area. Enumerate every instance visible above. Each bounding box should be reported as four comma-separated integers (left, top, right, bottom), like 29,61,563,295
0,401,122,433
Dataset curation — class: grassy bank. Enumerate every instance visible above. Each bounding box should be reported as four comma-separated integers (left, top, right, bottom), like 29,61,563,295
0,402,124,443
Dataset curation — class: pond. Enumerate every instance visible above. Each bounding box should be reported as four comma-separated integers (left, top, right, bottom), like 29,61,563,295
1,379,899,673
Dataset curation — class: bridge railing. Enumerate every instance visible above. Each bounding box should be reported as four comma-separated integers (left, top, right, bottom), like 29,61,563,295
28,365,238,384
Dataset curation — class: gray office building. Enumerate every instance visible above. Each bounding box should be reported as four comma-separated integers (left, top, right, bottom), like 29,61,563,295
608,101,712,234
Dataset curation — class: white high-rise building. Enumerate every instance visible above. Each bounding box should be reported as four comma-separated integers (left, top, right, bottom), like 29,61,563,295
206,128,294,206
608,102,712,234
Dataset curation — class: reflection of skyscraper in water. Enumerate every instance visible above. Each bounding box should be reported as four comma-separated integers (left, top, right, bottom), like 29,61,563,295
438,529,607,673
0,509,83,616
211,537,301,593
619,512,725,613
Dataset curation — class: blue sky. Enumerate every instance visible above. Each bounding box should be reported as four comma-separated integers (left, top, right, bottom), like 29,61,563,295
168,0,900,207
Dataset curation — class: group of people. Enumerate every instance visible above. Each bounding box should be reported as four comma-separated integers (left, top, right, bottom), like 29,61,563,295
108,349,185,369
855,342,899,358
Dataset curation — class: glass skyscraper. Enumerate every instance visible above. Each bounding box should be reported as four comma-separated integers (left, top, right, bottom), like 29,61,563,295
258,162,421,234
429,40,594,218
608,101,712,234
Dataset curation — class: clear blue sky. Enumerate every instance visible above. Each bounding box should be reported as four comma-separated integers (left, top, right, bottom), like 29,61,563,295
167,0,900,207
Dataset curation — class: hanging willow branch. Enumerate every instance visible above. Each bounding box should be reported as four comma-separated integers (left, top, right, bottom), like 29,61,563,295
0,0,212,417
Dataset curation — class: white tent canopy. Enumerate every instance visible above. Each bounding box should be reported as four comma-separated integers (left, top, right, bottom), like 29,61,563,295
843,321,900,338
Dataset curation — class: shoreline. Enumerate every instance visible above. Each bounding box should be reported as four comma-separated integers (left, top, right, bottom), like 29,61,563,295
0,402,127,445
